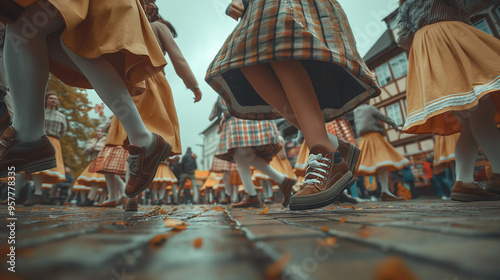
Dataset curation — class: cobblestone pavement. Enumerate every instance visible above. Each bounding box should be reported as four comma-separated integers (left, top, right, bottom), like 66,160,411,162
1,199,500,280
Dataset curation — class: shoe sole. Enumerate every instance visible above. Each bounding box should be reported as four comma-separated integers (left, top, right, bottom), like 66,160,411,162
126,143,172,198
0,157,57,178
451,193,500,202
289,172,355,211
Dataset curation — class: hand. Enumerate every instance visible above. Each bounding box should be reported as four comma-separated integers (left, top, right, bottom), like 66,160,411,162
191,87,202,103
227,0,245,21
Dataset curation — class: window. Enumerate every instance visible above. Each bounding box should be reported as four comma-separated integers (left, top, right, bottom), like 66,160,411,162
375,63,393,87
389,53,408,80
386,102,404,126
473,18,494,35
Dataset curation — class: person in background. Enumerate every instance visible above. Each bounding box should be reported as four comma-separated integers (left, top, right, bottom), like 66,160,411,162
396,0,500,202
49,166,74,204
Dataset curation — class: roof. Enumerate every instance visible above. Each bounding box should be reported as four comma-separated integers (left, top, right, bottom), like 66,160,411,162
362,29,394,62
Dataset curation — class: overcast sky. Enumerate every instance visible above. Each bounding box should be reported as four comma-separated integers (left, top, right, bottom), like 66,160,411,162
87,0,399,166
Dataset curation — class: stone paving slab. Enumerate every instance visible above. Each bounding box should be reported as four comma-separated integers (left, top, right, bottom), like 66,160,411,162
0,200,499,280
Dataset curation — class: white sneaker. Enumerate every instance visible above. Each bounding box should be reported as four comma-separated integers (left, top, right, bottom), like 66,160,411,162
441,196,451,200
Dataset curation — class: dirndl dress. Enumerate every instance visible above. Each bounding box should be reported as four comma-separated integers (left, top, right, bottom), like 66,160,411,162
76,163,106,189
149,162,177,186
433,133,460,167
403,21,500,135
206,0,380,121
4,0,166,95
27,136,65,184
89,146,128,176
214,117,281,163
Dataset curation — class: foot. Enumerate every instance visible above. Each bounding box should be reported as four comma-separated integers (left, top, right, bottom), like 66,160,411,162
125,133,172,198
289,145,354,211
95,201,118,207
451,181,500,202
219,196,231,205
441,196,451,201
124,197,139,211
278,177,295,207
117,196,126,206
24,194,49,207
380,193,403,201
78,199,95,207
0,126,57,177
486,173,500,195
233,195,261,208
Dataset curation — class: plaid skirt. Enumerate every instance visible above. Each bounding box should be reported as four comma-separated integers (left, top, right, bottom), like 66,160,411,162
210,157,238,172
215,117,281,163
206,0,380,121
89,146,128,175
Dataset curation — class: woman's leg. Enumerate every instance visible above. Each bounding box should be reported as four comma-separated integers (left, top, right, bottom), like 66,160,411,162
158,182,167,201
88,183,99,201
223,171,232,197
234,147,285,184
378,167,395,197
232,151,257,196
455,119,479,184
4,4,65,142
32,174,44,195
104,173,117,202
114,175,125,198
151,183,158,201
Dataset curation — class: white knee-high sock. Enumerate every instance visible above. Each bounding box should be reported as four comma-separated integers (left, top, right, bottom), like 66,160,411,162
32,174,44,195
455,120,479,183
223,171,232,196
88,184,98,201
114,175,125,197
232,185,239,201
151,183,158,200
158,182,167,200
378,167,392,196
104,173,118,202
468,100,500,173
4,4,65,142
235,147,286,184
233,151,257,196
327,133,340,149
59,40,153,148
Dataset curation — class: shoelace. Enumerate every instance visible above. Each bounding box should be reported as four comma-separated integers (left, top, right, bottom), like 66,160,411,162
303,153,331,186
127,155,140,175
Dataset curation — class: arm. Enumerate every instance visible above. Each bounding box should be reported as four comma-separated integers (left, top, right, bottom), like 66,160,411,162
396,4,415,51
153,23,201,102
370,106,400,130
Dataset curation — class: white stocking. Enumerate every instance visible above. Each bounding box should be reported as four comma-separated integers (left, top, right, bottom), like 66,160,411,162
378,167,393,196
223,171,232,197
455,120,479,183
158,182,167,200
233,151,257,196
32,174,44,195
234,147,285,185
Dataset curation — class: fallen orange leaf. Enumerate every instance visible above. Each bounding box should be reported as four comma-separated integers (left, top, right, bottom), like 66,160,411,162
114,222,127,225
360,225,368,230
328,207,335,210
427,202,431,204
149,234,171,249
260,206,269,215
193,238,203,249
317,237,338,247
340,217,347,224
360,230,371,238
164,218,189,230
321,226,329,232
265,252,291,280
374,256,418,280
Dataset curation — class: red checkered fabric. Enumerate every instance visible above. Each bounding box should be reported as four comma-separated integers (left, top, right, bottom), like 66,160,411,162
210,157,238,172
325,118,357,145
90,146,128,175
215,117,281,163
206,0,380,121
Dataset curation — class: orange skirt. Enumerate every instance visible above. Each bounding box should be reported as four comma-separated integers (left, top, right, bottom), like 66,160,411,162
151,163,177,185
106,71,181,155
31,0,165,94
28,136,65,184
404,21,500,135
76,163,106,188
356,132,409,176
433,133,460,166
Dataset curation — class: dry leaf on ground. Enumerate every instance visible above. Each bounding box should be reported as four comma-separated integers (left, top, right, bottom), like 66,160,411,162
260,206,269,215
193,238,203,249
374,256,418,280
149,234,171,249
321,226,329,232
164,218,189,230
265,252,291,280
340,217,347,224
317,237,338,247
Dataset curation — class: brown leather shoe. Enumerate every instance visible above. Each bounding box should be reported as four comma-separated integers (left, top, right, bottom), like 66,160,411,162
451,181,500,202
0,126,56,178
95,201,118,207
486,173,500,195
125,133,172,198
279,177,296,207
0,199,9,205
124,197,139,211
381,193,403,201
219,196,231,205
337,138,360,173
233,195,261,208
289,145,354,211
